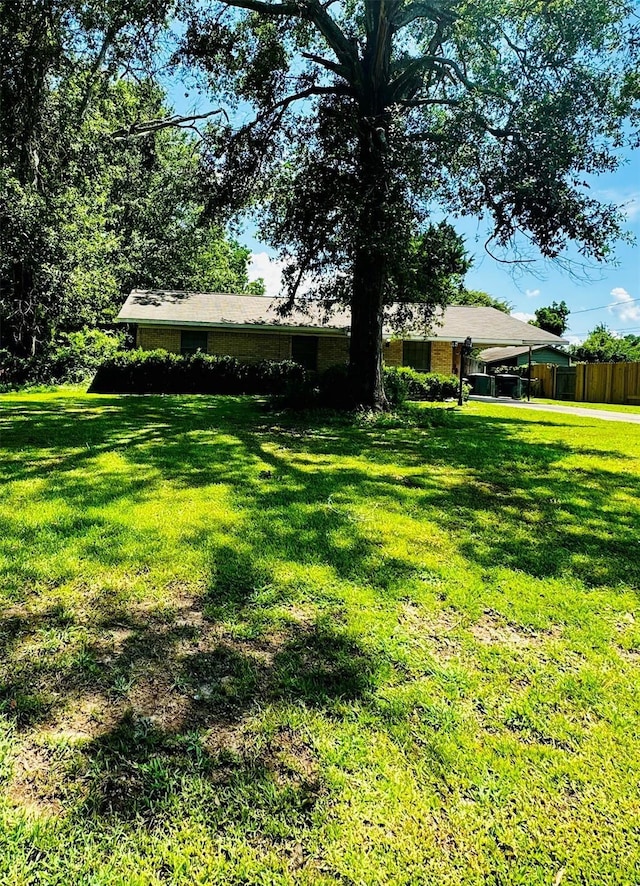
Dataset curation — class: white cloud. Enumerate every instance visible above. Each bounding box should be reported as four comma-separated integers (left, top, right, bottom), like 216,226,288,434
609,286,640,322
621,194,640,221
525,288,541,298
595,189,640,222
512,311,536,323
248,252,285,298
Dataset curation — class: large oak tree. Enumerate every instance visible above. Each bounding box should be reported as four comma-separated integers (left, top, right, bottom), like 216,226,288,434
179,0,638,407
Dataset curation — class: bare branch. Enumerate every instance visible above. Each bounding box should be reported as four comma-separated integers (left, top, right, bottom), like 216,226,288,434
112,109,228,140
484,236,537,264
264,83,352,116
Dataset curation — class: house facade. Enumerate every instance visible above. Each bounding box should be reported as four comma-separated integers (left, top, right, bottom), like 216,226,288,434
117,290,568,375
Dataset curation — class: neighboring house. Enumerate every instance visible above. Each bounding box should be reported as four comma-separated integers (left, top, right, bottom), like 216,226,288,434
479,344,571,370
116,290,569,375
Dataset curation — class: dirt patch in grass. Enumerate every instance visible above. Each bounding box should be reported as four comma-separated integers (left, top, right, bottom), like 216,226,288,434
399,603,462,660
6,743,67,817
3,604,335,818
470,613,535,647
470,610,560,648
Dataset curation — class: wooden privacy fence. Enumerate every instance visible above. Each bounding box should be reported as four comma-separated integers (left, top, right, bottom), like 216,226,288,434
531,362,640,405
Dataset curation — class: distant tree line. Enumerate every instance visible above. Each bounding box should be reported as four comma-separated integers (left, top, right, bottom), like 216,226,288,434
0,2,263,359
571,325,640,363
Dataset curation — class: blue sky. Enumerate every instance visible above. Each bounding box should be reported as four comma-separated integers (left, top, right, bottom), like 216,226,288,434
169,83,639,345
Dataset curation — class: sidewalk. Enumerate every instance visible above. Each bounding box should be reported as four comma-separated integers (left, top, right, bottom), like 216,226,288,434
469,396,640,424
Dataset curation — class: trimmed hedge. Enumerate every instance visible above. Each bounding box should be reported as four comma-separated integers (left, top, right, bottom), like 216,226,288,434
383,366,467,405
89,349,306,394
88,349,468,404
281,364,468,409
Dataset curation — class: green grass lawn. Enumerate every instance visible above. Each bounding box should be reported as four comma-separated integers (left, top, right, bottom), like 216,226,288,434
0,391,639,885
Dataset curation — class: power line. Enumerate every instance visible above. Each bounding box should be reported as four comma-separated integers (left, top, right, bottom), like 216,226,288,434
569,324,640,336
570,296,640,315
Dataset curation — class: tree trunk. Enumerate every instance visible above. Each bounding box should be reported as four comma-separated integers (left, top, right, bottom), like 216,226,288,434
349,247,387,409
348,117,390,410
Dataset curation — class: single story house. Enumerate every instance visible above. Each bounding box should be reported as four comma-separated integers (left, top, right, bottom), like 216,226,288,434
116,290,569,375
478,344,570,370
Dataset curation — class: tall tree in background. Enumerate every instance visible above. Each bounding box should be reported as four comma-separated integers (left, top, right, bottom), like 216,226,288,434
529,301,570,337
571,325,640,363
0,1,262,356
450,289,512,314
178,0,638,407
0,0,168,353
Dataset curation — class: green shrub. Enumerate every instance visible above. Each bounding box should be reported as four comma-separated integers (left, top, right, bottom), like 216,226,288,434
0,349,29,391
279,364,468,410
89,349,306,395
42,328,125,383
384,366,465,404
0,328,125,388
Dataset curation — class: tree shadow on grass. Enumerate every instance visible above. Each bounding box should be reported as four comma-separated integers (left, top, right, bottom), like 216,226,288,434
2,594,375,829
1,393,639,845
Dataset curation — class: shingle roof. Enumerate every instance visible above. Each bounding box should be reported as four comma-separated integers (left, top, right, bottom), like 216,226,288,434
117,290,350,332
117,290,569,346
478,344,568,363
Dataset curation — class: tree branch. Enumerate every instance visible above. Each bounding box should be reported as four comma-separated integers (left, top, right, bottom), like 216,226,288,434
220,0,361,81
301,51,349,78
112,109,228,140
395,1,456,29
305,0,361,76
78,20,122,120
398,97,462,108
219,0,302,15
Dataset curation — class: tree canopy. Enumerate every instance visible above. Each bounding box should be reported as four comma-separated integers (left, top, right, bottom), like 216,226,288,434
571,324,640,363
0,1,262,356
528,301,571,337
451,289,512,314
177,0,639,406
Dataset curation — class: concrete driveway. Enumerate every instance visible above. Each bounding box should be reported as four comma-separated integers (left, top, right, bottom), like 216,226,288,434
469,396,640,424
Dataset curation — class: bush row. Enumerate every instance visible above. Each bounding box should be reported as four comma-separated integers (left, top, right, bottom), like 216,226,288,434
89,348,464,405
89,349,306,394
383,366,467,405
88,348,468,403
0,328,125,390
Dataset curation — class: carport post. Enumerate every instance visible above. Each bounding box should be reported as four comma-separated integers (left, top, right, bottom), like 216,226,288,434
527,347,532,401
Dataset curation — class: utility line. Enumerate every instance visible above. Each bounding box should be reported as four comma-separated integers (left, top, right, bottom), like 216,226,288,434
569,324,640,336
570,296,640,314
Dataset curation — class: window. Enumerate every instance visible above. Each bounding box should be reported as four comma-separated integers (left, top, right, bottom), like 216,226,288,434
402,340,431,372
181,330,208,355
291,335,319,371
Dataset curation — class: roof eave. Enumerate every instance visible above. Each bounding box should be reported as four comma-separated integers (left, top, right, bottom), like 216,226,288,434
395,334,568,345
117,317,351,336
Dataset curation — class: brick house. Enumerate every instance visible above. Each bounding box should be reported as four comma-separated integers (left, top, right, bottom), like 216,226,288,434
116,290,568,375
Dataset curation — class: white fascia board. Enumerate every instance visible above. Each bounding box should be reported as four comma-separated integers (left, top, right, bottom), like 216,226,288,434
118,318,350,336
397,334,569,345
